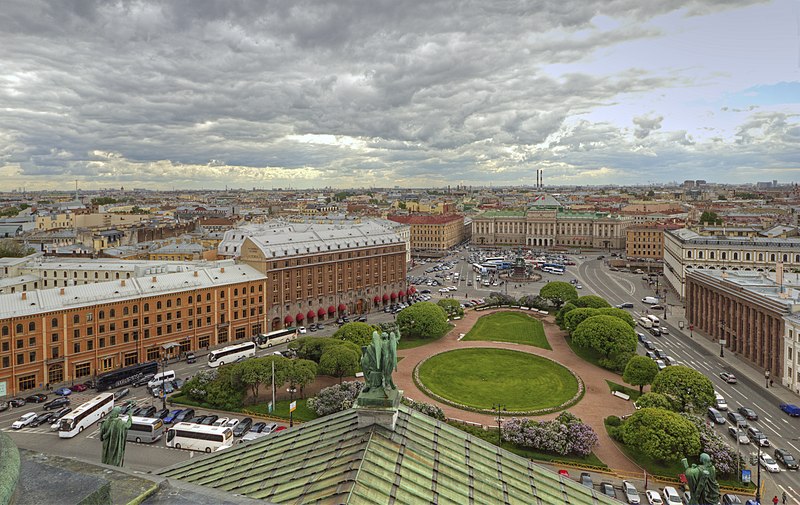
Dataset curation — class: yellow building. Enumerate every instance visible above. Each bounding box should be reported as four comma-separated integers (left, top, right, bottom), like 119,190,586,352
626,226,667,259
387,214,464,252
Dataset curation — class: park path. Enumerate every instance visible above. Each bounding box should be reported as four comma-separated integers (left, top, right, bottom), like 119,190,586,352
394,307,644,474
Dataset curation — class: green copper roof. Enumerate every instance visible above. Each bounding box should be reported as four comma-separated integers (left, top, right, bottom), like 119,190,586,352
478,210,527,218
159,406,614,505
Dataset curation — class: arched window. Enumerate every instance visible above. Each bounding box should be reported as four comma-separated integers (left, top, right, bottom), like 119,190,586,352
758,253,764,261
783,254,789,262
698,251,704,259
105,272,109,279
1,326,8,336
123,307,129,316
16,324,23,333
143,303,149,312
98,310,105,320
29,322,35,332
687,251,692,259
709,251,715,259
166,300,172,308
132,305,138,314
721,252,727,260
770,253,776,262
188,296,193,304
51,317,58,328
109,309,115,318
745,253,750,261
156,301,162,310
73,315,80,324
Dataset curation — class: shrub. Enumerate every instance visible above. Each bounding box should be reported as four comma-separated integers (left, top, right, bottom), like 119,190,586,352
501,411,598,457
307,381,364,417
682,413,745,475
402,397,445,420
606,415,622,427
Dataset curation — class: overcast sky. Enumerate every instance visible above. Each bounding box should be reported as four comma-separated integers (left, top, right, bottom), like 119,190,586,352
1,0,799,190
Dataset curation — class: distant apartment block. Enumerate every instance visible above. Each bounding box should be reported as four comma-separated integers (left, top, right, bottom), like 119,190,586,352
387,214,464,253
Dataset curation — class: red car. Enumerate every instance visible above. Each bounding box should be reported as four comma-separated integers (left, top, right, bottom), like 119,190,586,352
558,469,570,478
69,384,88,392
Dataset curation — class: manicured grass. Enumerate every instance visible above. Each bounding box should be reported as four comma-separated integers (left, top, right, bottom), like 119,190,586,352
397,324,453,350
448,421,607,468
418,348,578,412
605,380,642,401
462,312,550,349
248,399,318,422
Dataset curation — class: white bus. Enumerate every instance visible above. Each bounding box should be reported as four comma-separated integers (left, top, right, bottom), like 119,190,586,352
646,314,660,326
58,393,114,438
254,328,298,349
638,316,653,329
121,415,165,444
208,341,256,367
166,422,234,452
483,256,505,264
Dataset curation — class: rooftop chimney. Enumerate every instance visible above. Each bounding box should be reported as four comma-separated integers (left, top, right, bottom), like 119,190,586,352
59,288,65,296
152,276,157,283
21,292,26,300
194,270,199,277
120,279,126,287
220,267,225,273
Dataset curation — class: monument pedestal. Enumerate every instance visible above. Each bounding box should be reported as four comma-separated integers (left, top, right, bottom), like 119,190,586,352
355,388,403,430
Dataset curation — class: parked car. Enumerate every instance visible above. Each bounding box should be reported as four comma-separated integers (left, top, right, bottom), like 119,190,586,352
54,387,73,396
162,381,174,394
132,374,156,388
30,412,56,427
120,401,136,415
662,486,682,504
599,482,616,499
298,326,307,334
25,393,48,403
163,409,183,424
114,388,130,400
774,448,799,470
727,426,750,445
779,403,800,417
719,372,737,384
737,406,758,421
43,397,70,410
707,407,726,424
51,406,71,421
173,408,195,423
12,412,38,429
721,493,742,505
747,427,769,447
727,411,748,428
645,490,663,505
199,414,218,425
185,352,196,364
136,405,158,418
622,480,640,504
232,417,252,437
69,384,88,392
0,402,7,412
578,472,592,488
759,453,780,473
190,415,207,424
156,408,170,419
250,422,267,433
356,315,368,322
557,469,570,478
9,397,26,408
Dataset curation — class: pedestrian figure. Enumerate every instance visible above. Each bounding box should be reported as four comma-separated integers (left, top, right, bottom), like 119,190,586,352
772,495,778,505
782,491,787,504
770,379,774,388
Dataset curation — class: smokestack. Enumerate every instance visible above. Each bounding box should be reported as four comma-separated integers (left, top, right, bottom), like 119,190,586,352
121,279,126,287
21,292,26,301
540,169,543,188
777,261,784,287
59,288,65,295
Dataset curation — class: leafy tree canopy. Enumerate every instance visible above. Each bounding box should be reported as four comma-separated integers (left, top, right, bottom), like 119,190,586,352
437,298,464,318
575,295,611,309
0,239,34,258
572,315,636,358
635,392,673,410
620,408,701,462
623,356,660,393
333,322,380,348
395,302,449,339
651,366,715,412
319,345,361,383
539,281,578,308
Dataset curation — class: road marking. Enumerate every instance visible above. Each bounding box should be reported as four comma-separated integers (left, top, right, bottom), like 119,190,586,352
788,441,799,452
778,485,800,505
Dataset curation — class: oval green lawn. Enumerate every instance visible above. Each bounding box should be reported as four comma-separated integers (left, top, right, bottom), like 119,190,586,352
462,311,550,349
417,348,577,412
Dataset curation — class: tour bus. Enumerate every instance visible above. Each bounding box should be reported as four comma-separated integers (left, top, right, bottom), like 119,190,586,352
480,263,498,272
483,257,505,264
646,314,660,326
207,341,257,367
638,316,653,329
472,263,487,275
58,393,114,438
121,415,165,444
542,266,565,275
254,328,298,349
96,361,158,391
165,422,234,452
542,263,566,273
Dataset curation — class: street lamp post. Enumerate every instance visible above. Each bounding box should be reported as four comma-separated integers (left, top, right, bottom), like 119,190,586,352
493,404,506,445
160,357,167,410
718,320,725,358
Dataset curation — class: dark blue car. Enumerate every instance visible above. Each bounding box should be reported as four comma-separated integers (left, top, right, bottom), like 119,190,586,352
780,403,800,417
163,409,183,424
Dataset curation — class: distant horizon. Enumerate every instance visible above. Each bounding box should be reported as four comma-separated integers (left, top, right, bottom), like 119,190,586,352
2,1,799,189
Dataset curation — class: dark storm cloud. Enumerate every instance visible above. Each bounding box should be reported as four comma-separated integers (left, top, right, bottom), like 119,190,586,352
0,0,789,188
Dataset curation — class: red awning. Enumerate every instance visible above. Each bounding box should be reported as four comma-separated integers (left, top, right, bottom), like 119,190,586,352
390,292,397,299
307,310,316,320
338,303,347,312
382,294,389,302
284,315,294,324
398,290,405,297
328,305,336,314
296,313,304,322
373,295,380,303
409,286,416,294
317,307,326,317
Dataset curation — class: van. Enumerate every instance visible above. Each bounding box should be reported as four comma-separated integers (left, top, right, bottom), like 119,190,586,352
641,296,659,305
707,407,726,424
714,392,728,411
147,370,176,389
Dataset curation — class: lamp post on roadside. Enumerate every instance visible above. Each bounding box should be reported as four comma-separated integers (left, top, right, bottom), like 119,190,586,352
493,403,506,445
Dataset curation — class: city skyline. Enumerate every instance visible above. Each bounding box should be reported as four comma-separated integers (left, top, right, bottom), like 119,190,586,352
1,0,799,190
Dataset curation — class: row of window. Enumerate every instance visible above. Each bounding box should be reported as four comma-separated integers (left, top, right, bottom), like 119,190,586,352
686,250,800,262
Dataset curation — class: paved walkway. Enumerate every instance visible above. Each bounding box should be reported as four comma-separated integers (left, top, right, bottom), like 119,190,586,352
394,307,644,473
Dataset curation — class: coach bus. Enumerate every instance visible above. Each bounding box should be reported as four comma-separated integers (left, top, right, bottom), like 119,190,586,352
254,328,298,349
121,415,165,444
58,393,114,438
207,341,256,367
165,422,234,452
96,361,159,391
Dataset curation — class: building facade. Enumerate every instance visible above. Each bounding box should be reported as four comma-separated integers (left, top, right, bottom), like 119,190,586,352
387,214,464,253
0,264,266,396
784,316,800,395
238,221,408,331
664,228,800,299
471,209,631,249
686,268,800,389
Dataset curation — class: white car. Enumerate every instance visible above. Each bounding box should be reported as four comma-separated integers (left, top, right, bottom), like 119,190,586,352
213,417,229,427
576,284,583,289
662,486,682,504
759,454,781,473
660,326,669,334
12,412,37,429
298,326,307,334
225,418,240,429
622,480,640,504
645,490,663,505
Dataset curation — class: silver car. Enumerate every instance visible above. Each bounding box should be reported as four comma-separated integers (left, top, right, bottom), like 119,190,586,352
622,480,640,504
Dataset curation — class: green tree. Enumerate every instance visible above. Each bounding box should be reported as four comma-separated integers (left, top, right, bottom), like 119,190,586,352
623,356,660,394
555,301,577,328
237,356,289,403
91,197,118,205
539,281,578,308
597,307,636,328
620,408,701,462
319,345,361,383
395,302,449,339
651,366,715,412
563,307,598,333
437,299,464,318
0,239,34,258
334,322,379,347
290,336,335,363
635,392,673,410
575,295,611,309
204,366,245,410
699,211,721,224
285,359,318,398
600,349,635,373
572,315,637,358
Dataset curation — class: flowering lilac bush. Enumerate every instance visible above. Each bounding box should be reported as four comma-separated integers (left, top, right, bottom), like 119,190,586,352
307,381,364,416
184,368,219,402
501,411,599,457
402,398,445,420
682,414,744,475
